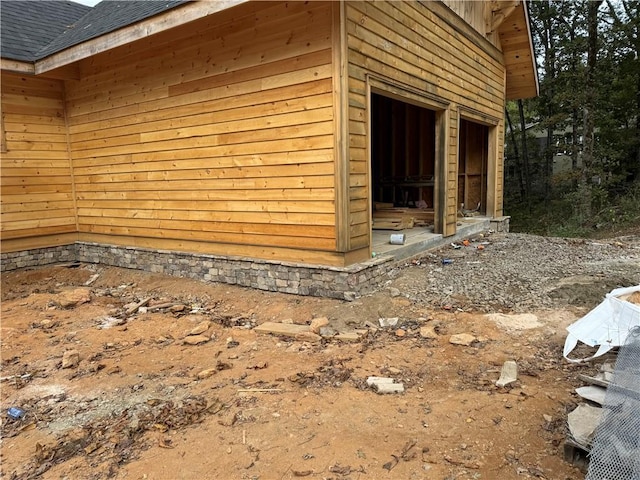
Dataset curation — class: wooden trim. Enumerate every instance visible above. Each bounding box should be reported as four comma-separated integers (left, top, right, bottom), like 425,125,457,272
367,74,450,111
522,1,540,96
0,112,6,153
0,58,34,74
62,87,80,233
457,105,501,126
333,0,350,252
435,108,449,235
486,124,498,218
34,0,249,74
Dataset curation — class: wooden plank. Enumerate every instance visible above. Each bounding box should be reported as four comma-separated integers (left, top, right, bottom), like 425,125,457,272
72,121,334,158
76,162,334,185
77,233,349,267
1,208,76,223
1,199,75,213
0,233,78,252
1,216,77,232
70,91,333,143
73,149,333,175
78,223,336,251
76,206,335,227
68,62,332,119
75,187,334,202
68,77,332,134
73,175,334,192
75,212,335,238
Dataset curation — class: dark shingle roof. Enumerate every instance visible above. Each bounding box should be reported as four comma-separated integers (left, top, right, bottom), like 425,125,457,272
36,0,187,58
1,0,187,63
1,0,91,61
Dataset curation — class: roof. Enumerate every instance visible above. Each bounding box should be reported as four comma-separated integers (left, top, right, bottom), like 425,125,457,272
36,0,187,59
0,0,186,62
0,0,90,62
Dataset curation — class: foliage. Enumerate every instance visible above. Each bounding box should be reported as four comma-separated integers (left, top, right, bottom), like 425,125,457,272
504,0,640,238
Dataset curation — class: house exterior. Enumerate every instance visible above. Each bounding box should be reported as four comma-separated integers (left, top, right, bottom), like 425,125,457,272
1,0,537,298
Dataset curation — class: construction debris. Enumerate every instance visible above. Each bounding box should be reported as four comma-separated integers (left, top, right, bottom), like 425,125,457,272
372,205,434,230
495,360,518,387
366,377,405,394
254,322,311,337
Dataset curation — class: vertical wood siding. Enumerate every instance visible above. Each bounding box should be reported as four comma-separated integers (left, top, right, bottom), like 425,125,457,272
65,1,340,265
346,0,506,242
0,72,77,249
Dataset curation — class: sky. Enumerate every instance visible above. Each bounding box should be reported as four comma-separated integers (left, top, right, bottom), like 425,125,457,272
74,0,101,6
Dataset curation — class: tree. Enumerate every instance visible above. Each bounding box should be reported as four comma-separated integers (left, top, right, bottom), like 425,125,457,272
578,0,603,220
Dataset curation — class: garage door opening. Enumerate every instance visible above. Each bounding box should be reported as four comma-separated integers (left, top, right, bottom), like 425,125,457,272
371,92,437,237
458,119,489,215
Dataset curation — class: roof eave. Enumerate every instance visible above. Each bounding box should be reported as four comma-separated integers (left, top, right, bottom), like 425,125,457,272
1,57,36,74
500,1,539,100
34,0,250,75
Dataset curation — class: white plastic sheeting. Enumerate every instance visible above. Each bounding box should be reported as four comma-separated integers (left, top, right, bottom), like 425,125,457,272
563,285,640,363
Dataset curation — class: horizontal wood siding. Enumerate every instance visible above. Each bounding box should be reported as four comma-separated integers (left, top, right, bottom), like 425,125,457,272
346,1,506,238
1,72,77,248
66,1,339,264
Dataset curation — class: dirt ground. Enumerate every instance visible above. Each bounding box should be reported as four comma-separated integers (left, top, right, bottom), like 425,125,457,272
0,258,614,480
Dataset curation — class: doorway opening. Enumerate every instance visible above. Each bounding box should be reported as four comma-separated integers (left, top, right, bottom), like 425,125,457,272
370,92,437,238
458,119,489,216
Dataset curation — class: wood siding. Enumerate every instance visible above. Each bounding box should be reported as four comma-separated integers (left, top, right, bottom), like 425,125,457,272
441,0,488,36
0,72,78,250
65,1,341,265
345,0,506,243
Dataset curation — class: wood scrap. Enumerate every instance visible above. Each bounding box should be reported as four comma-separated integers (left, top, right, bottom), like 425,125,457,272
372,207,433,230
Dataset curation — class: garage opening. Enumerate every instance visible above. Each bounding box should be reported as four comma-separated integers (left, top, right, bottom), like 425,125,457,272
371,92,437,237
458,119,489,215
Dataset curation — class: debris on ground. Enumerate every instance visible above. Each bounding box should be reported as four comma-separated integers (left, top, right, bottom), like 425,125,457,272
1,231,639,479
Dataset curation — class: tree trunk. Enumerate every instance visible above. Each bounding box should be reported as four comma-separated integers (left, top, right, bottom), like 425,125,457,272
517,99,531,211
580,0,603,220
505,107,525,201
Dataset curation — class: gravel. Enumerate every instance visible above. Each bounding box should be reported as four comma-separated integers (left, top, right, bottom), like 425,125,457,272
391,232,640,313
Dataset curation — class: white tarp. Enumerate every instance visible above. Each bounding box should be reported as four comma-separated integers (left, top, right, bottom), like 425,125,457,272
563,285,640,363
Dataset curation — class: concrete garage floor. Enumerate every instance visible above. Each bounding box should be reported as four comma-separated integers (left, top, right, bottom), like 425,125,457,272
371,217,491,261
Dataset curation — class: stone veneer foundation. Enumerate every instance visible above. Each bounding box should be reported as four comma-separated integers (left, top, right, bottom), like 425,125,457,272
1,242,396,300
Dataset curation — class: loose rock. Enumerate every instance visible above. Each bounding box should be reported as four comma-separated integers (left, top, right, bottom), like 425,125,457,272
183,335,210,345
62,350,80,369
449,333,476,346
56,288,91,309
197,368,217,379
309,317,329,334
189,321,211,336
419,325,438,339
294,332,322,343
